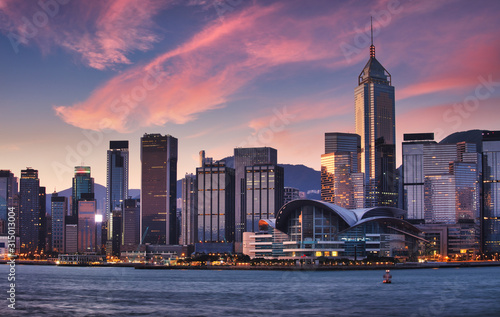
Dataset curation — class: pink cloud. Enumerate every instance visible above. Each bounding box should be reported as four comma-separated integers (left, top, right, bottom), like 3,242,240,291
53,3,369,132
0,0,169,69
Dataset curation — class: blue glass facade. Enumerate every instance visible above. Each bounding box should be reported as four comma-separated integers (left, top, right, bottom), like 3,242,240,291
482,132,500,253
106,141,129,240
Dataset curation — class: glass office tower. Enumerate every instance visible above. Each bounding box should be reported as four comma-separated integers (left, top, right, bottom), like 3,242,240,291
140,134,178,245
106,141,129,240
196,161,235,243
482,131,500,253
71,166,94,217
234,147,277,242
0,170,17,235
354,37,396,207
19,168,40,253
244,164,284,232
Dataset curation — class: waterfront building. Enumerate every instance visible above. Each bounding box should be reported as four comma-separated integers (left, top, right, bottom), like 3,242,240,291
78,193,97,253
110,209,122,257
181,174,197,245
196,161,235,244
482,131,500,253
234,147,277,243
123,198,140,251
19,168,40,254
321,133,364,208
65,216,78,254
243,199,422,260
38,186,46,253
354,28,397,207
106,141,129,240
402,133,481,257
140,133,178,245
51,193,68,253
0,170,17,235
71,166,94,217
244,164,284,232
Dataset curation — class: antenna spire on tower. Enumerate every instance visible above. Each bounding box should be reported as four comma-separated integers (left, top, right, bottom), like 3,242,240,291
370,16,375,58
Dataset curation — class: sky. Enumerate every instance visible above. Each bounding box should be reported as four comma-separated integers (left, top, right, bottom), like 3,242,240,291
1,0,500,192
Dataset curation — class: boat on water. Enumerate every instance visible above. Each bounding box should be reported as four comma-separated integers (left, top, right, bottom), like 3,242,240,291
383,270,392,283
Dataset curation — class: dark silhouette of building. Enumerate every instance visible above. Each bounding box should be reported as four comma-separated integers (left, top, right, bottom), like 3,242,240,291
140,134,178,245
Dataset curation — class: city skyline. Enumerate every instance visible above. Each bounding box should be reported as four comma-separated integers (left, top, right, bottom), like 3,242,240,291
1,0,500,193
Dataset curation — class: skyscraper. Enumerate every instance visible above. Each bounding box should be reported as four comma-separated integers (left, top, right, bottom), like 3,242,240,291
38,186,46,253
140,133,178,245
0,170,17,235
321,133,364,208
19,168,40,254
78,193,97,253
122,198,140,251
234,147,277,243
51,193,67,253
181,173,197,245
244,164,284,232
402,133,436,223
106,141,129,240
354,24,396,207
196,161,235,243
482,131,500,254
402,134,481,257
71,166,94,217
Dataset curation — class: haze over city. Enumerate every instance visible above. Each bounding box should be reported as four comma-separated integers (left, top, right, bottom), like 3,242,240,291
1,0,499,192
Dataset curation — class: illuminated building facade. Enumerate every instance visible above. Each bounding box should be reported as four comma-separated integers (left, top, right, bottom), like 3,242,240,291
71,166,94,217
78,194,97,253
122,198,140,251
403,133,481,256
19,168,40,254
181,173,197,245
51,193,67,253
0,170,17,235
106,141,129,240
321,133,364,208
482,131,500,253
196,161,235,243
244,200,422,260
234,147,277,242
140,133,178,245
244,164,284,232
354,33,397,207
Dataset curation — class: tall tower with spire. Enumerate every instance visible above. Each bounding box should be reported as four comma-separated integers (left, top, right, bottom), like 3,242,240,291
354,18,397,207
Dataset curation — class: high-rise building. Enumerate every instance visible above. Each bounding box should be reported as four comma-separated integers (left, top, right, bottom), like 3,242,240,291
321,133,364,208
140,133,178,245
65,216,78,254
402,134,481,257
123,198,140,251
482,131,500,254
51,193,67,253
38,186,46,253
19,168,40,254
78,193,97,253
244,165,284,232
110,209,122,257
196,161,235,243
283,187,300,204
234,147,277,242
181,174,197,245
402,133,437,223
0,170,17,235
71,166,94,217
106,141,129,240
354,27,396,207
